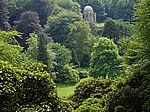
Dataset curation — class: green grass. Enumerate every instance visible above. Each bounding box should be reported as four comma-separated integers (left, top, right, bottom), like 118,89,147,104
56,83,76,97
56,77,93,97
95,22,105,27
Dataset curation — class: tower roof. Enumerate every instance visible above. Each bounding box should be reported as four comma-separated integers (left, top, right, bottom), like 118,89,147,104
84,5,93,12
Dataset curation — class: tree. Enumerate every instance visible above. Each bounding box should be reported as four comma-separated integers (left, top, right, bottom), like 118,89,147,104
47,42,72,68
45,11,82,43
134,0,150,58
37,33,52,71
26,33,56,72
101,61,150,112
102,18,119,43
65,21,95,67
103,18,134,43
31,0,53,26
0,0,11,31
98,1,150,111
90,37,122,78
0,31,25,66
107,0,138,21
8,0,54,26
15,11,43,49
56,0,81,14
26,33,39,60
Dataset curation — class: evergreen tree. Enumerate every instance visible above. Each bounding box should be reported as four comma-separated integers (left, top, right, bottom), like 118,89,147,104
0,0,11,31
37,33,48,68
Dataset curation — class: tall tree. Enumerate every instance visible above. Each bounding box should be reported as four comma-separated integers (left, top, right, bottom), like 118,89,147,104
45,11,82,43
31,0,53,26
102,18,119,43
90,37,122,78
135,0,150,57
8,0,53,26
0,0,11,31
37,33,48,68
15,11,43,49
65,21,95,67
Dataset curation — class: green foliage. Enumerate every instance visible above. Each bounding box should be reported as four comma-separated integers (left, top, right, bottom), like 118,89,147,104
26,33,56,72
0,31,26,66
8,0,53,26
0,60,60,112
71,77,112,109
102,18,119,42
58,99,74,112
37,33,48,67
66,21,95,67
78,69,89,79
58,64,80,84
47,42,73,82
56,0,81,14
107,0,138,21
90,37,123,78
124,37,143,65
45,11,82,43
90,23,104,37
101,61,150,111
30,0,53,26
134,0,150,58
102,18,134,43
98,1,150,111
15,11,43,49
26,33,39,60
0,0,11,31
74,98,102,112
47,42,72,68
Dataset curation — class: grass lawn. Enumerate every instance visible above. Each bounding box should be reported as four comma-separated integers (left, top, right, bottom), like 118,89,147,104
56,77,92,97
56,83,76,97
95,22,105,27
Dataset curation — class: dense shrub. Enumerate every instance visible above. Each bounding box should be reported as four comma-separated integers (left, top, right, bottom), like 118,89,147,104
0,60,60,111
74,98,102,112
71,78,112,109
59,99,74,112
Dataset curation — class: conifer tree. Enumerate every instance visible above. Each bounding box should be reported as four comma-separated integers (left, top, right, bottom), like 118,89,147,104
37,33,48,67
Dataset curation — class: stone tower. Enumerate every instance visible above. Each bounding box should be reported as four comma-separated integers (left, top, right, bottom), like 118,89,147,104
83,5,96,23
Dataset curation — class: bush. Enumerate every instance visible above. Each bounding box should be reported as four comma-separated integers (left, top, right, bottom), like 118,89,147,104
71,77,112,109
74,98,103,112
0,60,60,111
